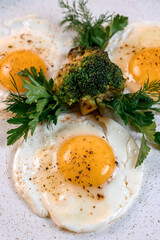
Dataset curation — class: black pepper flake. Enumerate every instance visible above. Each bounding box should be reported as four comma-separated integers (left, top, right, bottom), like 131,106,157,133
115,161,119,166
89,151,93,154
46,167,48,170
97,193,104,199
75,176,79,179
68,178,72,181
29,178,32,180
87,167,91,171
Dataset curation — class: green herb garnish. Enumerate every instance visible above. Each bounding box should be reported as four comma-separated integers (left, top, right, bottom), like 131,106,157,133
103,79,160,166
6,67,69,145
59,0,128,50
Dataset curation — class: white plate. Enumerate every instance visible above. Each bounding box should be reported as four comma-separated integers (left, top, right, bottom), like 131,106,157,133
0,0,160,239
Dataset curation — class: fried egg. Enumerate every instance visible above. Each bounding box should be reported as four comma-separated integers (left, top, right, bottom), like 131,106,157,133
0,16,73,118
13,113,143,233
106,22,160,92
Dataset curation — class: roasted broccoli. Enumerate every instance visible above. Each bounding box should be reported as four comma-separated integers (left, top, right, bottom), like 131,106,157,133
54,47,126,114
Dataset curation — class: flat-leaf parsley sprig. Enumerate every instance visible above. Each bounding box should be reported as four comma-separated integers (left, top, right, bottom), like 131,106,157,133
5,67,69,145
59,0,128,50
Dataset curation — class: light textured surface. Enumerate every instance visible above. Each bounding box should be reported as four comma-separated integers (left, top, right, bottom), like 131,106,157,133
0,0,160,239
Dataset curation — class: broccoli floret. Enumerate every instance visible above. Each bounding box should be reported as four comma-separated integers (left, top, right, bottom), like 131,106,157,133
54,47,126,113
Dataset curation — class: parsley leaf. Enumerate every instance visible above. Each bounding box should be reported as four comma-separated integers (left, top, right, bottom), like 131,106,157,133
102,14,128,50
138,122,156,142
59,0,128,50
7,122,29,145
5,68,69,145
136,135,151,167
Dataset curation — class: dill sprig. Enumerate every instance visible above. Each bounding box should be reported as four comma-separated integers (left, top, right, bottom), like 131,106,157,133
59,0,128,50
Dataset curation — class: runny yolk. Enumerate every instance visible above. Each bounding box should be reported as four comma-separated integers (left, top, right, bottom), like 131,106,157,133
0,50,47,92
58,135,115,187
128,47,160,85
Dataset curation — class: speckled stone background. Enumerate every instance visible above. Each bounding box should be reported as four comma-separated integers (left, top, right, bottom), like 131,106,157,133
0,0,160,240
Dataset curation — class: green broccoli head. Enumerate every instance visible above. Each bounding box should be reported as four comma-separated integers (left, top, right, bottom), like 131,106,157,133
77,51,125,97
55,47,126,111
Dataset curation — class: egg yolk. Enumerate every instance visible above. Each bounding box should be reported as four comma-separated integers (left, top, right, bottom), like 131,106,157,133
128,47,160,85
58,135,115,187
0,50,47,92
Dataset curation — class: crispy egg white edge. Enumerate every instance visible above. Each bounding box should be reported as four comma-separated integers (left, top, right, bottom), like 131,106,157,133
13,113,143,233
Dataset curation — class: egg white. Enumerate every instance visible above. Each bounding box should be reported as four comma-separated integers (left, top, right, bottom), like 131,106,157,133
13,113,143,233
0,16,73,119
